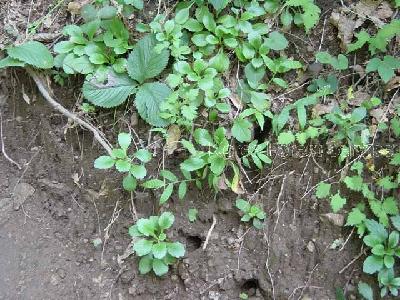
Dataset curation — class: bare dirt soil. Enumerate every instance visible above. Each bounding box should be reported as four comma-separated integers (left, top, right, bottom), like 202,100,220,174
0,0,379,299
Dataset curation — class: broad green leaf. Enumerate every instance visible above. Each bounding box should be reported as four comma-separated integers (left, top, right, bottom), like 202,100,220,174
358,281,373,300
194,128,214,147
391,215,400,231
138,255,152,274
159,183,174,204
331,193,347,213
152,242,167,259
167,242,185,258
137,218,156,236
178,182,187,200
343,175,363,191
94,156,115,169
135,149,152,163
115,159,131,172
209,155,225,175
347,31,370,53
236,199,250,212
152,259,168,276
130,164,147,179
123,174,137,191
209,51,230,72
346,208,366,226
133,239,153,256
160,170,178,182
390,153,400,166
118,133,131,150
232,118,252,143
7,41,53,69
175,7,190,25
264,31,288,50
181,157,206,172
158,212,174,230
315,182,331,199
365,219,388,241
363,255,383,274
142,179,164,189
0,57,25,68
127,34,170,84
135,82,172,127
208,0,229,11
277,131,295,145
83,70,136,108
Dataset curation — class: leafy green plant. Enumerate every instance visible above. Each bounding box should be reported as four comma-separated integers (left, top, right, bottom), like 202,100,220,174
128,212,185,276
188,208,198,222
142,169,191,204
366,56,400,83
241,140,271,169
235,198,266,229
83,34,172,127
94,132,152,191
53,17,131,76
347,20,400,54
0,41,53,69
362,219,400,274
315,52,348,71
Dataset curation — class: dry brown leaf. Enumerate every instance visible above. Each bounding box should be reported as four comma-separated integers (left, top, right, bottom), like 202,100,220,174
165,124,181,155
313,103,334,116
385,76,400,92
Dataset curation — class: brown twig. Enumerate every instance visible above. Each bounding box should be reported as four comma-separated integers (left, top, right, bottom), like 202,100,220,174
26,68,113,156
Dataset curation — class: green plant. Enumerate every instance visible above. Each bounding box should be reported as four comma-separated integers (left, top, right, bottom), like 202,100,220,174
0,41,54,69
235,198,266,229
83,34,172,127
241,140,271,169
362,219,400,274
188,208,198,222
94,132,152,191
366,55,400,83
265,0,321,33
347,20,400,54
142,169,191,204
239,292,249,299
315,52,348,71
128,212,185,276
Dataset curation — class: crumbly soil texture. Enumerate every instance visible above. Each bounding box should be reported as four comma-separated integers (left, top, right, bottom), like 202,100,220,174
0,0,390,299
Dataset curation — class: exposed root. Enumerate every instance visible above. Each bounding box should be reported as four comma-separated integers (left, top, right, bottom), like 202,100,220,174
0,111,22,169
203,214,217,250
26,68,113,156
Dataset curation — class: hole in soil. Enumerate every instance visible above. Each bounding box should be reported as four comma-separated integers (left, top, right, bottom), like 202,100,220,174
254,118,272,142
185,235,202,251
241,279,259,296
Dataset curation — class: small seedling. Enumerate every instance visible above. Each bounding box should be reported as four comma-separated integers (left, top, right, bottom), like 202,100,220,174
94,132,152,191
128,212,185,276
188,208,198,222
235,199,266,229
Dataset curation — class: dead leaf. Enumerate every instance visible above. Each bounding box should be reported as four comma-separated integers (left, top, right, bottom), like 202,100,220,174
385,76,400,92
67,2,81,14
370,108,387,122
313,103,334,116
165,124,181,155
330,12,357,49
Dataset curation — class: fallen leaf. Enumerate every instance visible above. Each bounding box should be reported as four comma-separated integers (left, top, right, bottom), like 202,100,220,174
165,124,181,155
